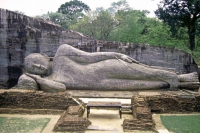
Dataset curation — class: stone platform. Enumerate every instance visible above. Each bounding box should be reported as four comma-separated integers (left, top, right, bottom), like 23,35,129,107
67,89,199,99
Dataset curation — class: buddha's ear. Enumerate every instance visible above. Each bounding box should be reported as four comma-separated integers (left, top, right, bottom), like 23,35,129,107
32,64,48,71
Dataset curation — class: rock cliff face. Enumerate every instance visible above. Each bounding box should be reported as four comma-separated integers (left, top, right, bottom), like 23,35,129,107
0,8,199,89
99,43,198,74
0,8,62,88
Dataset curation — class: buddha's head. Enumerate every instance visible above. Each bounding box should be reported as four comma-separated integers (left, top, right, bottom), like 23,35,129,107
25,53,50,75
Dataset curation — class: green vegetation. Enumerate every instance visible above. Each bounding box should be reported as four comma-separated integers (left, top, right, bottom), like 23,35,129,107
155,0,200,51
36,0,90,30
0,117,50,133
58,0,90,16
161,115,200,133
192,50,200,66
36,0,200,65
36,12,73,30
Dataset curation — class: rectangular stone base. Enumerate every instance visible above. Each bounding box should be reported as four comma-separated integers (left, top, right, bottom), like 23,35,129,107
54,111,91,132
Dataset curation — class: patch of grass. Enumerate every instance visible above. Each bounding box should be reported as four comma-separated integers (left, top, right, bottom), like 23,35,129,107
161,115,200,133
0,117,50,133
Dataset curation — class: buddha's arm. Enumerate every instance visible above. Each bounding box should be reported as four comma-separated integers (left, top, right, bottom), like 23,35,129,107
55,44,139,64
68,51,140,64
26,73,66,92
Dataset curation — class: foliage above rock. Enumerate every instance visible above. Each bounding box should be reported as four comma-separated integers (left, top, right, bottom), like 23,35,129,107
58,0,90,16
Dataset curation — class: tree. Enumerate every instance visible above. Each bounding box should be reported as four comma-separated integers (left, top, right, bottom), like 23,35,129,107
58,0,90,16
109,0,130,14
36,12,73,30
70,14,97,37
70,8,116,40
109,0,131,25
155,0,200,50
57,0,90,27
142,18,176,46
107,6,150,43
95,8,116,40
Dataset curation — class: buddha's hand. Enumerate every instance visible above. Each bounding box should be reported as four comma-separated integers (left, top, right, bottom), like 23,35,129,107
25,73,42,80
121,55,139,64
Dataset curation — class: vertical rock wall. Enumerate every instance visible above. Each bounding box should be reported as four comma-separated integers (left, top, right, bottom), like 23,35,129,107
100,43,198,74
0,9,9,88
0,8,62,88
118,44,198,74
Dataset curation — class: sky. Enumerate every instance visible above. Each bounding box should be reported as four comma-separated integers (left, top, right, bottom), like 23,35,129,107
0,0,161,17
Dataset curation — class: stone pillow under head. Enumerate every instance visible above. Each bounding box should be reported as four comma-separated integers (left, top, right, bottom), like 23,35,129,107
14,74,38,90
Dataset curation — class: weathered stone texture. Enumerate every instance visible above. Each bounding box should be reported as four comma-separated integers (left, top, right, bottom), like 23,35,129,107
0,89,83,110
54,111,91,132
66,105,85,117
0,8,62,88
123,96,155,132
0,9,8,88
111,44,198,75
122,118,155,131
133,92,200,113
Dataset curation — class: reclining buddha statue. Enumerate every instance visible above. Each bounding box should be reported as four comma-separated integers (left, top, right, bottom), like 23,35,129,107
15,44,200,92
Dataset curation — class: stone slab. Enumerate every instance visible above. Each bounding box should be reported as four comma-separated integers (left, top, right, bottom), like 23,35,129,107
67,90,191,99
138,92,162,96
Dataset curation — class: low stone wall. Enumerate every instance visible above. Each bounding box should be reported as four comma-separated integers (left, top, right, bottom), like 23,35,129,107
0,89,83,110
0,108,64,115
137,92,200,113
122,118,155,131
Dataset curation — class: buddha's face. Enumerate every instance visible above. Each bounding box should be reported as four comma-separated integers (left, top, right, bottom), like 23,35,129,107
25,53,50,75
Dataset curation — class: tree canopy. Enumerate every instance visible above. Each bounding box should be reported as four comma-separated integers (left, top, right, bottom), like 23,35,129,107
155,0,200,50
58,0,90,16
70,0,186,46
36,12,72,30
37,0,91,30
